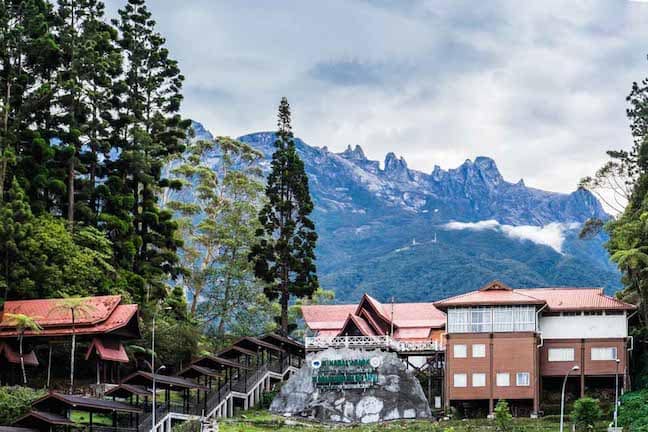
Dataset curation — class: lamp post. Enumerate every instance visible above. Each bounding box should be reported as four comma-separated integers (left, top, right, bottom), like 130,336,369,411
560,365,580,432
614,358,621,429
151,304,171,431
152,364,166,431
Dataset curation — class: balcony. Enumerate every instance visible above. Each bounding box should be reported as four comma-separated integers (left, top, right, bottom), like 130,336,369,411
304,335,444,353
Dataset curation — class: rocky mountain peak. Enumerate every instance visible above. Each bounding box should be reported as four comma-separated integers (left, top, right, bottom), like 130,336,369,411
383,152,411,181
474,156,503,185
340,144,367,161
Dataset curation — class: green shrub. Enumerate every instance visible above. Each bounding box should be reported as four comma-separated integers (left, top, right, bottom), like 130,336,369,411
260,391,277,409
171,420,200,432
494,399,513,432
571,397,601,431
0,386,46,425
618,389,648,431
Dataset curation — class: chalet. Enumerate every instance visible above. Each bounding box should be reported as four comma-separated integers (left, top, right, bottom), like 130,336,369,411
0,295,140,385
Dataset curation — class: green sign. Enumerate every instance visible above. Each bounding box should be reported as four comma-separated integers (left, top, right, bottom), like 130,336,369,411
311,357,381,389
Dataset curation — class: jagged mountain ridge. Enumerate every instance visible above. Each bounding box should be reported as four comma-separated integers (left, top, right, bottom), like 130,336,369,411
182,123,619,302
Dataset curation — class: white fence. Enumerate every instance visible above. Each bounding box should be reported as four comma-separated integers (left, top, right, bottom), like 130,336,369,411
304,335,443,352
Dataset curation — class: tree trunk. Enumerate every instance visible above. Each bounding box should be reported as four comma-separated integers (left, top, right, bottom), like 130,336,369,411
46,343,52,388
68,156,74,232
0,81,11,201
70,310,76,394
3,250,9,303
19,332,26,385
280,269,289,336
67,158,74,229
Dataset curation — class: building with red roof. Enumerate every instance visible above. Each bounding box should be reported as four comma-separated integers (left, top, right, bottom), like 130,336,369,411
434,281,635,416
302,281,636,417
302,293,446,344
0,295,140,386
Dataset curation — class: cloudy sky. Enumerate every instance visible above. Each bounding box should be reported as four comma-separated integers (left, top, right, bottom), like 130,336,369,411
106,0,648,194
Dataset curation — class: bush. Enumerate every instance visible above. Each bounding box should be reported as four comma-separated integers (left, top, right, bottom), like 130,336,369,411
494,399,513,432
260,390,277,409
171,420,200,432
618,389,648,431
571,397,602,431
0,386,46,425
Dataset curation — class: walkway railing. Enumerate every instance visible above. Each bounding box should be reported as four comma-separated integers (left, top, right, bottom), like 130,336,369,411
304,335,443,352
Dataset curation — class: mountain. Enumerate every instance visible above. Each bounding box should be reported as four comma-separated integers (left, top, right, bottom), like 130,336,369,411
178,123,620,303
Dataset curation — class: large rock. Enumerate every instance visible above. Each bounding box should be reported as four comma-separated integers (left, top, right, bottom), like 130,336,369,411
270,348,431,423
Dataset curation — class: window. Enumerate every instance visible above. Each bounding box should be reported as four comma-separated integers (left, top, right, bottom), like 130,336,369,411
516,372,530,386
562,311,581,316
448,308,470,333
548,348,575,362
448,306,536,333
472,373,486,387
471,307,492,332
454,373,467,387
496,373,510,387
454,344,467,358
591,347,617,361
472,344,486,358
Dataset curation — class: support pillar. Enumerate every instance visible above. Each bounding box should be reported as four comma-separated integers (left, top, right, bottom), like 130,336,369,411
580,339,586,398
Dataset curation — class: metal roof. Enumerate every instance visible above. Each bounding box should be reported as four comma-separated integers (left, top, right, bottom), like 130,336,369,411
32,392,142,413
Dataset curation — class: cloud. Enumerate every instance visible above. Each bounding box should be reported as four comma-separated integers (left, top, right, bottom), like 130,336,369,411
103,0,648,196
442,220,580,253
443,220,501,231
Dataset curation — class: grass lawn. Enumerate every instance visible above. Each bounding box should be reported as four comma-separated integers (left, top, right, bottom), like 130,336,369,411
217,410,612,432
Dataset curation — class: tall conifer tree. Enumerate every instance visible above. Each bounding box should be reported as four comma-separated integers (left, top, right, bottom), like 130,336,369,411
250,97,318,335
108,0,188,302
0,0,58,205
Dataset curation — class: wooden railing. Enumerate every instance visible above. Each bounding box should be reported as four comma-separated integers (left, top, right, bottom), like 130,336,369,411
304,335,443,352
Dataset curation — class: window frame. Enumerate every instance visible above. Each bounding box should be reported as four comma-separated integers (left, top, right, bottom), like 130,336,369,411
453,373,467,388
591,347,618,361
516,372,530,387
548,348,575,362
454,344,467,358
472,343,486,358
496,373,510,387
472,373,486,387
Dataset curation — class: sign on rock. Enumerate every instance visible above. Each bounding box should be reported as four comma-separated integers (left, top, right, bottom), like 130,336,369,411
270,348,432,424
312,358,381,389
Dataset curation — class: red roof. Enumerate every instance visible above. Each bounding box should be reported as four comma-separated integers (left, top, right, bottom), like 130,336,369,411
0,342,38,366
341,314,376,336
2,296,122,327
434,280,635,311
0,296,139,338
302,296,445,342
85,337,129,363
516,288,635,311
301,304,356,330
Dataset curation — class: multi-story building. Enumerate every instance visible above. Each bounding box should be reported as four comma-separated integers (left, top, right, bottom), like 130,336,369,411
302,281,636,417
434,281,635,416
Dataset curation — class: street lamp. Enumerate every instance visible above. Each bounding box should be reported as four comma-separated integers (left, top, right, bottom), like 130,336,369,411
151,304,171,431
152,364,166,431
614,358,621,429
560,365,580,432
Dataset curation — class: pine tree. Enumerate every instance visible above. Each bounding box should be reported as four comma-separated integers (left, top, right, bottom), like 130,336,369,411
107,0,189,303
250,97,318,335
0,179,35,302
54,0,122,227
0,0,59,203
